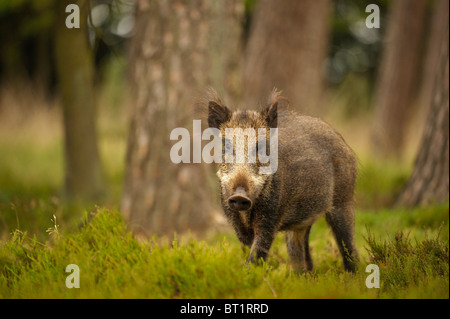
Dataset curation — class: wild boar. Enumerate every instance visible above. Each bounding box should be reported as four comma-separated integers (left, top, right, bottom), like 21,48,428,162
207,89,358,272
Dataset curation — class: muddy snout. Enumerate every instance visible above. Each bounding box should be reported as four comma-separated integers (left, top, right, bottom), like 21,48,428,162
227,187,253,211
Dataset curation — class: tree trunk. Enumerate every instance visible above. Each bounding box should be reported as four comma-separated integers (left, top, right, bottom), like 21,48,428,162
122,0,243,237
396,15,449,207
54,0,104,200
417,0,449,119
243,0,332,114
371,0,427,158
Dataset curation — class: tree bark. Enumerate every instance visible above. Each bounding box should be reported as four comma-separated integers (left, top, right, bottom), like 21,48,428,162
122,0,243,237
371,0,427,158
417,0,449,119
243,0,332,114
396,14,449,207
54,0,104,200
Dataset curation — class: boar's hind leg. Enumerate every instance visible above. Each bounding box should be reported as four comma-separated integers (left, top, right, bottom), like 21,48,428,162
325,204,358,272
304,226,313,270
286,226,313,273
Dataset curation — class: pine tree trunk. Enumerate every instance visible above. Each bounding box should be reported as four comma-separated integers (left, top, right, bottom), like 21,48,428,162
122,0,243,237
243,0,332,114
54,0,104,200
417,0,449,119
396,16,449,207
371,0,427,158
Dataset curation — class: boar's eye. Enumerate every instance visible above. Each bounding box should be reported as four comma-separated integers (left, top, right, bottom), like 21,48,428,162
224,138,233,154
249,145,257,162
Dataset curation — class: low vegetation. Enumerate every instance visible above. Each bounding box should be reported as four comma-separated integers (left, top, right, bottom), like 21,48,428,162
0,205,447,299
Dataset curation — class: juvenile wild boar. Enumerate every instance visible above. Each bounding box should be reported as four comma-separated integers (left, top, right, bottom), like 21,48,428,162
207,90,358,272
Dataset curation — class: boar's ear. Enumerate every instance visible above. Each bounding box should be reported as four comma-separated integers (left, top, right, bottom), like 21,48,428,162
263,102,278,128
208,101,231,128
263,88,285,128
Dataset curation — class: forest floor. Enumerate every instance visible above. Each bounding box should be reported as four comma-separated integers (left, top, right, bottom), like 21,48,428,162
0,68,448,299
0,205,448,298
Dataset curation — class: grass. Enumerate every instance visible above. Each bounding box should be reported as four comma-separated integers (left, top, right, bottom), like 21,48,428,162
0,206,447,298
0,62,448,299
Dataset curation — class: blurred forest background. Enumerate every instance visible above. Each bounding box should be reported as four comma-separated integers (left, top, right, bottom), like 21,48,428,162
0,0,448,241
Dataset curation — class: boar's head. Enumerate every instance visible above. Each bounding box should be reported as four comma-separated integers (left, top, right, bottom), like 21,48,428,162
207,90,279,212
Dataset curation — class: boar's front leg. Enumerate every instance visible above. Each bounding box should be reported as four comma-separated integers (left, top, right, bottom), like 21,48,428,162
246,217,278,265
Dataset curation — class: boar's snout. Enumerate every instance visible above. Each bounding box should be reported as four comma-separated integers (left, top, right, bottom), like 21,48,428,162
228,187,253,211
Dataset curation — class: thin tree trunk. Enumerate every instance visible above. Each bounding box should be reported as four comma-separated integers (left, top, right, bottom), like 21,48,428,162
54,0,104,200
243,0,332,114
122,0,243,237
35,32,52,94
371,0,427,158
396,16,449,207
